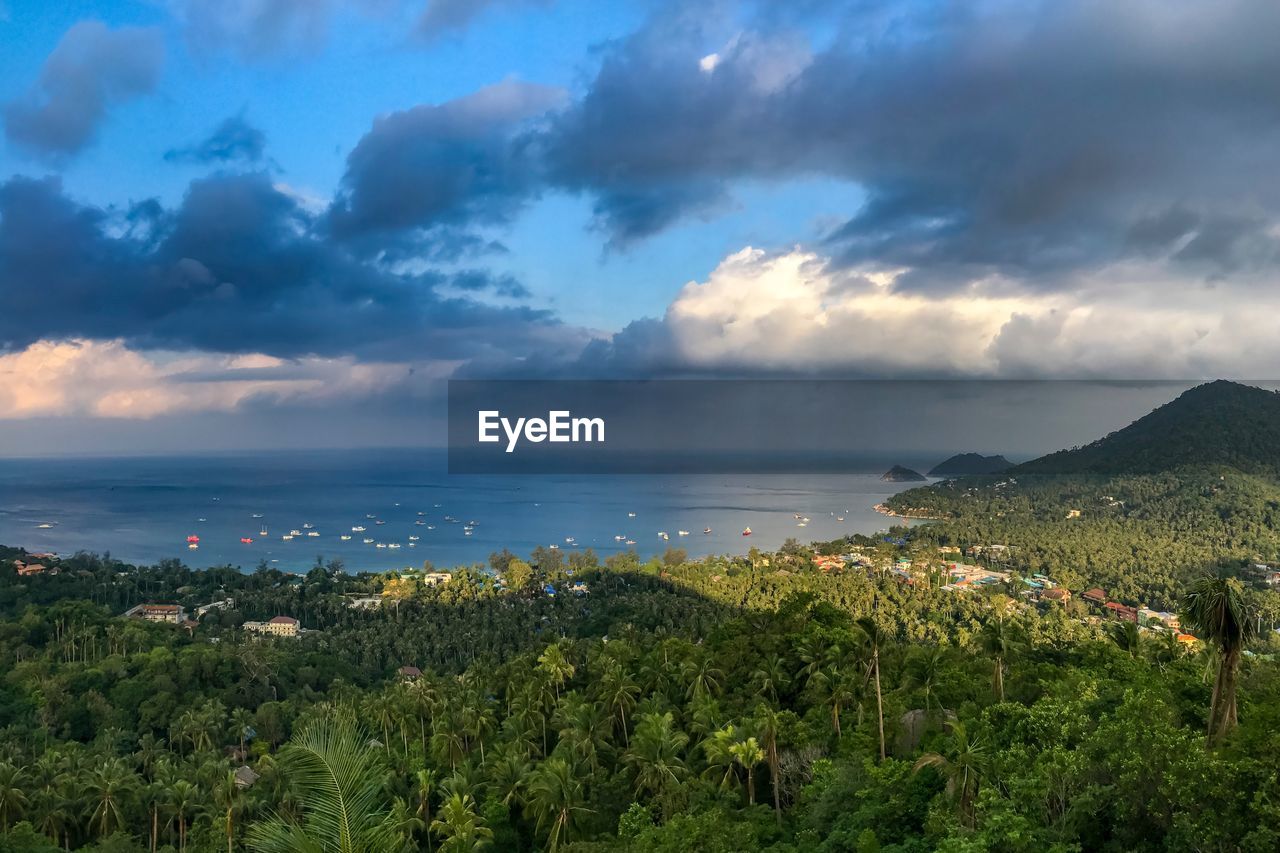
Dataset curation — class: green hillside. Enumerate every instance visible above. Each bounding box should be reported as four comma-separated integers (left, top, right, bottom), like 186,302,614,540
1017,380,1280,476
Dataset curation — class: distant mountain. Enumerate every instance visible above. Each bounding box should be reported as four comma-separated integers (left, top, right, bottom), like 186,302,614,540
928,453,1012,477
1017,380,1280,476
881,465,927,482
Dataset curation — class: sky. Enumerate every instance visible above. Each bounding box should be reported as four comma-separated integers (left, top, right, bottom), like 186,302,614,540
2,0,1280,453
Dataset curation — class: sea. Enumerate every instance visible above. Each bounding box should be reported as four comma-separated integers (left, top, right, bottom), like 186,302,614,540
0,449,936,573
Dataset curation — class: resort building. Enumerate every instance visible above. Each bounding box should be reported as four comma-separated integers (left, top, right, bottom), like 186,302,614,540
124,603,185,623
15,561,46,576
243,616,300,637
422,572,453,586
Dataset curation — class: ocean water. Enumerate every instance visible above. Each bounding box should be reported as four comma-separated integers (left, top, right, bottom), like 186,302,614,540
0,449,932,572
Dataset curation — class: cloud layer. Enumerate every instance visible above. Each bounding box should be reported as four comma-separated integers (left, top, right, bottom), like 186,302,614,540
4,21,163,159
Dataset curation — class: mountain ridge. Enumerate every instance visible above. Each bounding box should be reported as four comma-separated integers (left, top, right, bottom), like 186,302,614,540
928,452,1012,477
1016,380,1280,476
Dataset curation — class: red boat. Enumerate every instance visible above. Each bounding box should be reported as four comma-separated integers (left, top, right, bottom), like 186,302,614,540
240,537,253,544
186,535,200,544
742,527,752,536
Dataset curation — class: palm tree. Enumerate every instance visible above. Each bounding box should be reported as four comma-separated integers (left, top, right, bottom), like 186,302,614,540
165,778,200,853
84,757,138,839
413,769,436,852
431,792,491,852
212,770,243,853
753,703,784,826
728,737,765,806
390,797,425,852
623,712,689,803
30,786,72,849
811,664,858,737
538,644,576,702
1182,575,1255,744
979,609,1017,702
856,617,887,761
750,654,789,703
597,661,640,746
525,757,590,852
1109,620,1141,658
0,762,29,831
247,716,398,853
230,708,255,759
912,721,989,828
902,646,946,718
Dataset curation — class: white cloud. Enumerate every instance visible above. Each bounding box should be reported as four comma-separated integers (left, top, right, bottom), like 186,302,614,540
0,339,418,419
653,246,1280,378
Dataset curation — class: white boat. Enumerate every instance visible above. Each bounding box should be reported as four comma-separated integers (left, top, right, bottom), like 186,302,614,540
798,521,808,527
303,523,314,529
376,543,387,549
414,519,426,526
408,535,420,541
251,513,263,519
565,537,576,544
289,529,302,536
614,535,625,541
36,522,55,529
198,518,207,523
548,544,559,549
703,527,712,534
388,543,401,550
625,539,636,545
677,530,690,536
375,520,386,526
259,527,268,536
282,535,294,541
836,516,845,522
427,525,436,530
362,538,374,544
188,543,198,550
627,512,636,518
352,525,366,532
340,535,352,541
464,529,473,536
658,532,669,540
408,542,417,548
366,514,376,519
307,531,320,537
417,511,426,516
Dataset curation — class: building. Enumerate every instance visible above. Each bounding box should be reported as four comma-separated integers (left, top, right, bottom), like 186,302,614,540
1103,601,1138,623
1082,588,1107,606
243,616,299,637
398,665,423,680
422,572,453,587
233,766,260,789
196,598,235,618
1041,587,1071,604
15,561,46,576
124,604,185,624
1138,608,1180,629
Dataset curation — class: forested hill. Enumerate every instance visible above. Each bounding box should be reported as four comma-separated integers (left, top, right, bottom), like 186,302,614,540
1017,380,1280,476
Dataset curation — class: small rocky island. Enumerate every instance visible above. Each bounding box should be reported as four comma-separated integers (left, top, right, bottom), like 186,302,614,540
927,452,1012,476
880,464,927,482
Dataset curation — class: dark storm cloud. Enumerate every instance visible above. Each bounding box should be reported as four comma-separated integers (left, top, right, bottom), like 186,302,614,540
327,79,566,251
164,115,269,165
416,0,553,41
0,173,573,361
3,21,163,159
536,0,1280,286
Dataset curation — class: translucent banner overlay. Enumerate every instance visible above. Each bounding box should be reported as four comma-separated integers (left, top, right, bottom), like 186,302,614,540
446,379,1276,474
